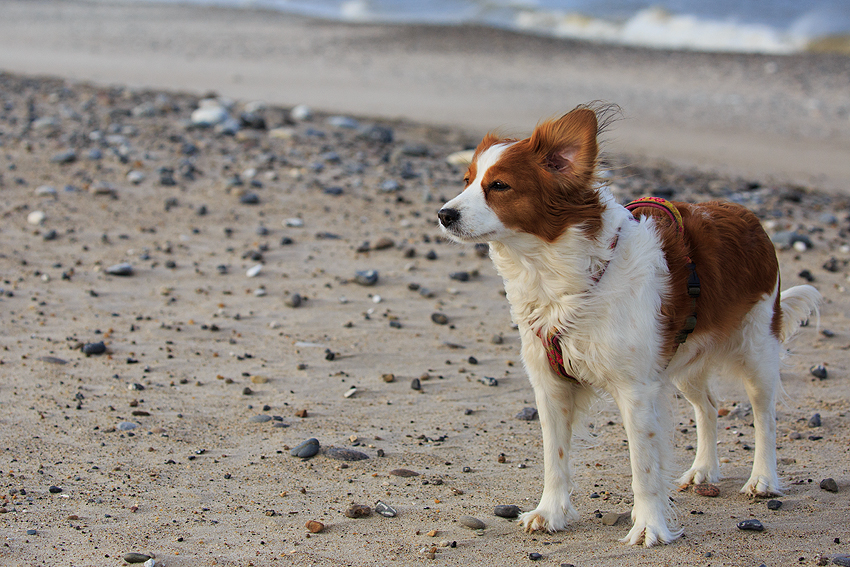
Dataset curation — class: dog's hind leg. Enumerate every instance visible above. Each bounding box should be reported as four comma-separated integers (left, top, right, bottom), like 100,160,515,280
519,374,592,533
611,379,682,546
674,365,721,487
738,338,783,496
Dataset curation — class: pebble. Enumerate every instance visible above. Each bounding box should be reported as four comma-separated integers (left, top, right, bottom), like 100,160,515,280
43,229,58,241
529,552,543,561
375,501,397,517
478,376,498,387
305,520,325,533
249,415,273,423
458,515,485,530
106,262,134,276
123,552,152,564
325,447,369,461
736,519,764,532
767,499,782,510
343,386,357,398
246,264,263,277
493,505,521,518
290,104,313,121
26,529,37,536
389,469,420,477
284,217,304,228
27,210,46,225
82,341,107,355
693,484,720,497
344,504,372,518
48,485,62,494
117,422,137,431
51,149,77,164
833,555,850,567
771,231,812,250
410,378,421,390
354,270,379,286
515,407,539,421
381,373,395,383
601,512,628,526
431,313,449,325
35,185,57,196
290,438,320,459
820,478,839,492
809,413,822,427
239,192,260,205
811,365,828,379
285,293,302,308
449,271,470,282
327,116,359,129
127,170,146,184
191,104,229,127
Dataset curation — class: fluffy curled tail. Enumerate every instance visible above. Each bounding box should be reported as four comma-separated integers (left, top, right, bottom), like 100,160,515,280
778,285,822,343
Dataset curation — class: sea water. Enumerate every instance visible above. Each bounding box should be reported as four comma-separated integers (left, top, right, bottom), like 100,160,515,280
109,0,850,54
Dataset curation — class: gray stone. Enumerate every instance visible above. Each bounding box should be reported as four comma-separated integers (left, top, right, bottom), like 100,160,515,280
117,422,137,431
106,262,134,276
354,270,378,286
249,415,273,423
375,501,397,517
736,519,764,532
516,407,538,421
82,341,107,355
493,505,521,518
325,447,369,461
123,552,152,563
458,515,485,530
820,478,839,492
290,438,320,459
809,413,822,427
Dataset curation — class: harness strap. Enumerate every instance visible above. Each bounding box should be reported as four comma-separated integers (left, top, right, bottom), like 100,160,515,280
537,327,582,384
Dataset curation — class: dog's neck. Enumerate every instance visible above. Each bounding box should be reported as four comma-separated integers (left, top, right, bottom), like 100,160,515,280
488,187,628,329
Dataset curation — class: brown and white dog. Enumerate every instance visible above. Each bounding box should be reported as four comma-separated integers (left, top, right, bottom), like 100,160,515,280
437,105,821,546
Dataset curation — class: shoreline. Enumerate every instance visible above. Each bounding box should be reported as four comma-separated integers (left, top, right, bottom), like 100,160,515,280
0,0,849,192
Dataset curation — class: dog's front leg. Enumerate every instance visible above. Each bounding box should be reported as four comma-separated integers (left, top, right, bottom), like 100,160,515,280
519,366,590,533
610,380,683,546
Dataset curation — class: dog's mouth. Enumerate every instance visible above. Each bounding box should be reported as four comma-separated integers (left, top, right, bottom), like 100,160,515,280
439,222,496,244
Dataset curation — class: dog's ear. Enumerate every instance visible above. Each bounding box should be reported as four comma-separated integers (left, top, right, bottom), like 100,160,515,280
530,108,598,182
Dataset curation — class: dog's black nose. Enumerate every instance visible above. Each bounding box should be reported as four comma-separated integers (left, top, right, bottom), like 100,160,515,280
438,208,460,228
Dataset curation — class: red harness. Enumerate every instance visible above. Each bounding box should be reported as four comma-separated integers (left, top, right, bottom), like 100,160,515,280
539,197,700,383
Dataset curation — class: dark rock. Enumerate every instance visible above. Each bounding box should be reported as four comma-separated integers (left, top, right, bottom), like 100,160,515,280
123,552,152,563
290,438,320,459
494,505,521,518
811,365,828,379
410,378,421,390
516,407,538,421
529,552,543,561
389,469,420,477
325,447,369,461
431,312,449,325
767,499,782,510
239,192,260,205
375,501,397,517
51,149,77,164
48,486,62,494
820,478,839,492
478,376,498,387
833,555,850,566
354,270,379,286
736,519,764,532
82,341,107,356
345,504,372,518
809,413,822,427
458,515,485,529
106,262,134,276
249,415,273,423
449,271,470,282
285,293,302,308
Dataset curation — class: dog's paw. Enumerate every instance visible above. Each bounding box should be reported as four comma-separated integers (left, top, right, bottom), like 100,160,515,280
741,474,782,497
621,520,682,547
518,505,577,533
676,466,720,488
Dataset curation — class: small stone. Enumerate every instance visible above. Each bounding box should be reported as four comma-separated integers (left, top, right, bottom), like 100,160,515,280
494,505,521,518
250,375,269,384
191,104,229,127
491,334,504,344
427,529,438,537
117,422,137,431
478,376,498,387
767,499,782,510
389,469,420,478
48,486,63,494
354,270,379,286
290,438,320,459
305,520,324,533
51,149,77,164
249,415,273,423
431,313,449,325
601,512,627,526
820,478,839,492
373,237,395,250
736,518,764,532
35,185,57,196
242,387,253,395
291,104,313,121
27,210,46,225
284,217,304,228
26,529,37,536
811,365,828,380
325,447,369,461
410,378,421,391
106,262,134,276
295,409,308,418
82,341,107,355
343,386,357,398
833,555,850,567
123,552,152,563
458,515,485,530
375,501,397,517
246,264,263,277
345,504,372,518
449,271,470,282
285,293,302,308
809,413,822,427
529,552,543,561
515,407,538,421
693,484,720,497
381,373,395,383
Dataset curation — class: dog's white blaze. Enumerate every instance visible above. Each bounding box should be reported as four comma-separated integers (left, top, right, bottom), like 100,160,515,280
442,143,513,242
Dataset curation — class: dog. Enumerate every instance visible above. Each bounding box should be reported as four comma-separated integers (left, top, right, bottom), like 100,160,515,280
437,105,821,546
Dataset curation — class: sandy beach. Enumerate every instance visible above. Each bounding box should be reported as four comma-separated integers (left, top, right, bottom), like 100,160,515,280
1,2,850,566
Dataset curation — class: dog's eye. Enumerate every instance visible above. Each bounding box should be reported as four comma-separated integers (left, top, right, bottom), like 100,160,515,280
463,175,470,185
489,180,510,191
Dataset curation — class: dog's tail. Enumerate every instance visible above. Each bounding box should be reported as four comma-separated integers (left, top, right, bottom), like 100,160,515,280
778,285,821,344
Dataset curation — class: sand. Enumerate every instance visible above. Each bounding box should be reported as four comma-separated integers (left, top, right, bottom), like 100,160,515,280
1,2,850,566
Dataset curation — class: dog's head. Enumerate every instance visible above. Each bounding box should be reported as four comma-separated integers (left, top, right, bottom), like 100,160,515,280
438,106,605,244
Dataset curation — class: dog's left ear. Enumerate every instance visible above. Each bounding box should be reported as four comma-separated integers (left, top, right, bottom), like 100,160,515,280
531,108,598,183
